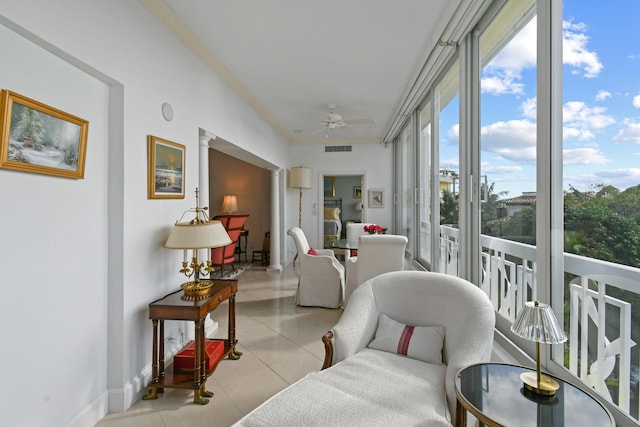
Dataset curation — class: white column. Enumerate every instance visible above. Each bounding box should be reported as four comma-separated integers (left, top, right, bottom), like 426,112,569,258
199,132,219,336
267,168,283,272
199,134,211,206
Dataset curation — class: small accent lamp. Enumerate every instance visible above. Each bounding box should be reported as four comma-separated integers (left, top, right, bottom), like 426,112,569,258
221,195,238,214
511,300,568,396
165,188,232,300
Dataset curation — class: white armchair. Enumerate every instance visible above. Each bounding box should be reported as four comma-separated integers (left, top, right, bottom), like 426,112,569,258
346,222,376,252
344,234,407,305
288,226,345,308
324,271,495,424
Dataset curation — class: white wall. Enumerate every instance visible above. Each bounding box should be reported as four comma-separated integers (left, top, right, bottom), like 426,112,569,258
0,1,395,425
0,1,291,426
0,21,110,427
288,143,393,259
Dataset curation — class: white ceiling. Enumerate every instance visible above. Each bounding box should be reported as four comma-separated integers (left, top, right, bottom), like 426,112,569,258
142,0,463,144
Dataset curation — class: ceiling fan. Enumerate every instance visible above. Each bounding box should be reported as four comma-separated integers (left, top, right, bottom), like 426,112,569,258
314,104,375,137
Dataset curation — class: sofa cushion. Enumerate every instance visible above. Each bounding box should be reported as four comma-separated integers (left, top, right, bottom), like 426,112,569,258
233,348,451,426
368,313,445,364
308,247,318,256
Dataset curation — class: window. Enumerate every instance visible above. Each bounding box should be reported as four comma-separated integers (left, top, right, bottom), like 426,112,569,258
561,0,640,420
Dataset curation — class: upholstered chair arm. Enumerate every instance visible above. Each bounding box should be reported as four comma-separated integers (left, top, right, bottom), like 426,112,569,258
315,248,337,257
442,289,495,421
326,281,378,366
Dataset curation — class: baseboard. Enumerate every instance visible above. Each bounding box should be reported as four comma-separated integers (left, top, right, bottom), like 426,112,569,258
65,391,108,427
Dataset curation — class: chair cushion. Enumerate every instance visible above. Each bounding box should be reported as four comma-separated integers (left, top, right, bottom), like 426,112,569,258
368,313,445,364
308,247,318,255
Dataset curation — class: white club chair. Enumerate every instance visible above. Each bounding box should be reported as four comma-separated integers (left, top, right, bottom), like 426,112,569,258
344,234,408,305
326,271,495,425
345,222,376,258
288,226,345,308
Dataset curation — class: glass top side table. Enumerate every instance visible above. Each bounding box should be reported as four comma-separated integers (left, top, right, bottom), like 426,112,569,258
454,363,614,427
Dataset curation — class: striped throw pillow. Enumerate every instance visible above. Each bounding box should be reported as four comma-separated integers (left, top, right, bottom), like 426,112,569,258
368,313,445,364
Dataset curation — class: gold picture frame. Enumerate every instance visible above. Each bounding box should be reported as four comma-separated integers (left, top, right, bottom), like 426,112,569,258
0,90,89,179
324,175,336,197
147,135,185,199
354,186,362,198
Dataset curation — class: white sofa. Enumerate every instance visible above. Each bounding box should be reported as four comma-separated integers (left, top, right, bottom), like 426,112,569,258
234,271,495,426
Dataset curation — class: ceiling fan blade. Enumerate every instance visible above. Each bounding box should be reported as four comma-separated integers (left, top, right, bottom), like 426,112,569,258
343,117,376,125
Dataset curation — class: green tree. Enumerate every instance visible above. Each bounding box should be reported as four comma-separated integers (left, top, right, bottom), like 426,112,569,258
565,201,640,267
604,184,640,225
13,105,45,144
440,189,458,225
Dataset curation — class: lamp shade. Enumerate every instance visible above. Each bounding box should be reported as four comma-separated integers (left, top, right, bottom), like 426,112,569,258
355,202,364,211
511,301,567,344
165,220,232,249
221,195,238,213
288,166,312,189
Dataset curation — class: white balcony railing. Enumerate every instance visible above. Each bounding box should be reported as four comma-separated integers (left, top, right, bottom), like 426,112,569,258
439,225,640,421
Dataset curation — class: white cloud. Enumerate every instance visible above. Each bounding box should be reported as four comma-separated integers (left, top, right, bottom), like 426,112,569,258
480,75,524,95
596,168,640,190
482,165,522,174
563,101,615,130
595,90,611,101
563,148,610,165
633,94,640,109
563,127,595,141
481,18,536,95
480,119,537,163
440,158,459,169
613,122,640,143
488,18,537,73
521,97,536,119
563,19,603,78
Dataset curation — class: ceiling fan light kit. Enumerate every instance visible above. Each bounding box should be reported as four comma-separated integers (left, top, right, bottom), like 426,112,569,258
314,103,375,137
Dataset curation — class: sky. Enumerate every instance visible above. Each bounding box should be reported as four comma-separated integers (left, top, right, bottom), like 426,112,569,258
439,0,640,198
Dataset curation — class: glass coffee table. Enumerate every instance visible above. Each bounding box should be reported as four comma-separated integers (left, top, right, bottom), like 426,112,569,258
327,238,356,259
454,363,614,427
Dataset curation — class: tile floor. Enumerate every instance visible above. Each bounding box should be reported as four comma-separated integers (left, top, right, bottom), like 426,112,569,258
96,264,343,427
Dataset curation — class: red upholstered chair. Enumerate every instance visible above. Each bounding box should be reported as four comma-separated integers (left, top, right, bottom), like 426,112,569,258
211,214,249,275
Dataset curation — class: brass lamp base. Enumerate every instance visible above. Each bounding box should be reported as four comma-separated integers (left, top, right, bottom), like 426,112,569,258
520,371,560,396
180,280,213,301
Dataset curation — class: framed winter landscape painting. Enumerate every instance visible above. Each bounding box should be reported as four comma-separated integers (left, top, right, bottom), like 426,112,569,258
147,135,185,199
0,90,89,179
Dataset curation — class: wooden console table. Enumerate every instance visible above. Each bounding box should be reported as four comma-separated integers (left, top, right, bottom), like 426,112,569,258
142,279,241,405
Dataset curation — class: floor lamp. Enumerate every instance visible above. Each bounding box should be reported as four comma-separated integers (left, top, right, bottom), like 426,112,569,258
288,166,311,266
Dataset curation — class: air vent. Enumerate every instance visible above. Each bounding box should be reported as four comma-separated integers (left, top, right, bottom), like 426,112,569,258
325,145,352,153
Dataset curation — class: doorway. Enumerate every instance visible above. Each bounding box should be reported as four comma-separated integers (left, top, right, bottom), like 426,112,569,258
319,172,365,244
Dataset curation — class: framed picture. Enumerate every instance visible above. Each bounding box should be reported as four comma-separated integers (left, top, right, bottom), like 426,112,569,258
147,135,185,199
368,189,384,208
353,186,362,199
323,175,336,197
0,90,89,179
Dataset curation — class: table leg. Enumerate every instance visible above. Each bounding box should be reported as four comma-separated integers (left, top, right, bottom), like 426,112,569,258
158,320,165,387
192,318,208,405
228,292,242,359
142,319,160,400
455,399,466,427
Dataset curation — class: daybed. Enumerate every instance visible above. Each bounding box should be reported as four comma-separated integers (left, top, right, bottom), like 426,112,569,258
234,271,495,426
